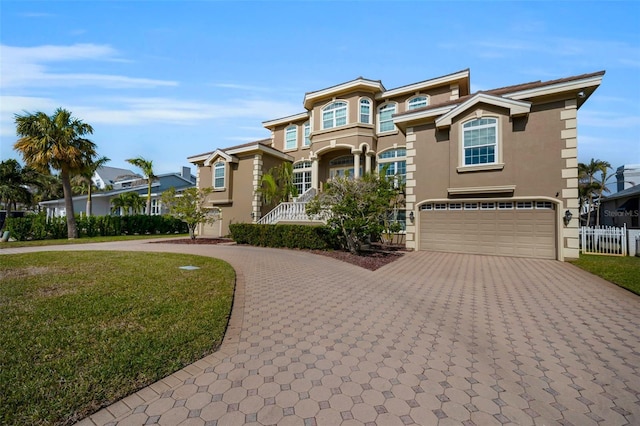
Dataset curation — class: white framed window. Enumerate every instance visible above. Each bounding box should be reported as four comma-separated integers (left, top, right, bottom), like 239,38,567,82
378,148,406,188
480,202,496,210
516,201,533,210
285,125,297,150
421,204,433,211
359,98,371,124
213,161,225,189
464,203,478,210
322,101,347,129
150,199,161,215
498,202,514,210
378,103,397,133
407,95,428,110
449,203,462,210
303,122,311,147
463,117,498,166
536,201,554,209
293,161,312,194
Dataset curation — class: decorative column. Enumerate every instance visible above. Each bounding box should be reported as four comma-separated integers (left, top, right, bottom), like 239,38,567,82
252,154,263,223
311,154,319,189
365,152,373,174
352,149,362,178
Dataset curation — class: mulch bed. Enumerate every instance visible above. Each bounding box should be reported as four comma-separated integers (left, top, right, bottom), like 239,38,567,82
156,238,407,271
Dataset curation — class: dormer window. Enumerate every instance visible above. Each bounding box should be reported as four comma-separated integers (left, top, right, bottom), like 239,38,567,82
285,125,297,150
322,101,347,129
407,95,429,110
359,98,371,124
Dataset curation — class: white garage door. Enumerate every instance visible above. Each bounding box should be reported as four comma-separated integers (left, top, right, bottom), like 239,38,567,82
419,201,556,259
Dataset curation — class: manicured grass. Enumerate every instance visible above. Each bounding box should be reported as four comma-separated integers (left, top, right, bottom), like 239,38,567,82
0,233,189,249
570,254,640,295
0,251,235,426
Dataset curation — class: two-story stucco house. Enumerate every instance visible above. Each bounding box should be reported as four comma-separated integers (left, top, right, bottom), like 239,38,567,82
188,69,604,261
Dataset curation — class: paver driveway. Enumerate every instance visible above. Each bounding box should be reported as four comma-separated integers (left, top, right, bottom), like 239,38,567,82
4,241,639,425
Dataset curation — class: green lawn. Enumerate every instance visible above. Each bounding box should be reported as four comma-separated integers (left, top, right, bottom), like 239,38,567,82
0,251,235,426
0,233,188,249
571,254,640,295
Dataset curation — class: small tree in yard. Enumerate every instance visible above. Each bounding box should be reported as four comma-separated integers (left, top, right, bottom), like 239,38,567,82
161,187,217,239
306,172,401,254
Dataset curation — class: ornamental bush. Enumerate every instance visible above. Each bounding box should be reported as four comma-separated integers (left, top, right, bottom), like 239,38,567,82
229,223,335,250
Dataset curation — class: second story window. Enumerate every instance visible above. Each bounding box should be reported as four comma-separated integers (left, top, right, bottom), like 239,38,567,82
462,117,498,165
378,148,406,187
303,122,311,147
359,98,371,124
407,95,428,110
378,103,396,133
322,101,347,129
213,161,225,189
285,125,297,150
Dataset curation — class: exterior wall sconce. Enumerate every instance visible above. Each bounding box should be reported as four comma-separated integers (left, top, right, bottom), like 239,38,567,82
409,211,415,223
563,210,572,226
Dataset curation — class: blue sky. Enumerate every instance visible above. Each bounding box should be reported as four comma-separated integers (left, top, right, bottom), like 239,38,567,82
1,1,639,188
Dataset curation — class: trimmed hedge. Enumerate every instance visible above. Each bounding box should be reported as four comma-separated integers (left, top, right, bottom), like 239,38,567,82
5,213,187,241
229,223,336,250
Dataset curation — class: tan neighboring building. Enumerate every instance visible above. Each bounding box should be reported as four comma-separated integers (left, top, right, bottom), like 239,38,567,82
188,69,605,261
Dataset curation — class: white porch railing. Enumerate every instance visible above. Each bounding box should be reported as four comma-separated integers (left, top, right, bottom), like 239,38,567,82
580,224,627,256
294,187,316,203
257,202,327,225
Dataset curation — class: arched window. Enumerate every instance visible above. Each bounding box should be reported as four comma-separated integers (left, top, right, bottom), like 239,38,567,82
293,161,312,194
329,155,360,180
359,98,371,124
462,117,497,165
407,95,428,110
303,122,311,147
285,125,297,150
322,101,347,129
213,161,225,189
378,103,396,133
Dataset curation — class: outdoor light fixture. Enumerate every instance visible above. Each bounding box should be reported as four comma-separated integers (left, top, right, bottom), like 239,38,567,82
409,211,415,223
564,210,573,226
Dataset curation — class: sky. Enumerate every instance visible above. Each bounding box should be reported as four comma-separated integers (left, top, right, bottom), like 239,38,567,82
1,1,639,190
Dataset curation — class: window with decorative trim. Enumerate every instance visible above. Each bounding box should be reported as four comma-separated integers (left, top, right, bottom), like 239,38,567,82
359,98,371,124
462,117,497,166
407,95,428,110
303,122,311,147
213,161,225,189
378,148,406,188
378,103,396,133
285,125,297,150
322,101,347,129
151,198,161,215
293,161,312,194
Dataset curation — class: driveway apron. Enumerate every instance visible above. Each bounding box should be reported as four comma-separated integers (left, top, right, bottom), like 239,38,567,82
3,241,639,425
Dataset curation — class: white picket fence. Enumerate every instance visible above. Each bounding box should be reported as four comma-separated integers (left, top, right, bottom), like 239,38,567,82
580,224,627,256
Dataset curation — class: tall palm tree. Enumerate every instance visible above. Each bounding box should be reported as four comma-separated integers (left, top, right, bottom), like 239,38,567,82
126,157,156,215
578,159,609,227
76,156,110,216
111,192,145,216
14,108,97,239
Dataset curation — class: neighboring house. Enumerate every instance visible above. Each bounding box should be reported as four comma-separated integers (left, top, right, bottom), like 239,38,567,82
92,166,139,190
600,184,640,228
616,164,640,192
189,69,604,261
40,167,196,217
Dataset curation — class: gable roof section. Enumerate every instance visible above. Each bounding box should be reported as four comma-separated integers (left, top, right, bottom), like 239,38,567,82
303,77,385,109
95,166,138,184
188,139,293,166
262,112,309,129
434,94,531,129
377,68,470,100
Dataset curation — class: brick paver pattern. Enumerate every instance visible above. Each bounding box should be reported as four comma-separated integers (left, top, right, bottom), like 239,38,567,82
4,240,639,425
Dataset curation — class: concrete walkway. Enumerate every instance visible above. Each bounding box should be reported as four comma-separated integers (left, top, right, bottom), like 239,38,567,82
3,240,639,425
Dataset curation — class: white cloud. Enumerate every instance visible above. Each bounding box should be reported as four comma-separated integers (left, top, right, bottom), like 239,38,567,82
0,43,178,89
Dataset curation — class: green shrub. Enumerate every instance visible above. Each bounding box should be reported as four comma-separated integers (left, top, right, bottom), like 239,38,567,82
229,223,335,250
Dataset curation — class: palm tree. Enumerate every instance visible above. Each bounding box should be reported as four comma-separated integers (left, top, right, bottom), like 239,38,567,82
111,192,145,216
578,159,609,226
126,157,156,215
76,156,110,216
594,164,613,226
257,162,298,208
0,159,42,231
14,108,97,239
